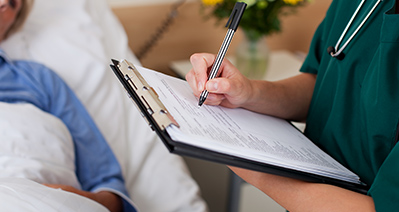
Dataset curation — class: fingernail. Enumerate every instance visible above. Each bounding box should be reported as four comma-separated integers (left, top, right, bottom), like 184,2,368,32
198,81,203,91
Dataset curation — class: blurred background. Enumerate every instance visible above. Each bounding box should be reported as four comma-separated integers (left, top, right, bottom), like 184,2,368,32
106,0,331,211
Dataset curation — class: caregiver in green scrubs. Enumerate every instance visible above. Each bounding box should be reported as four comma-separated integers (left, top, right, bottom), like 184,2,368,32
186,0,399,210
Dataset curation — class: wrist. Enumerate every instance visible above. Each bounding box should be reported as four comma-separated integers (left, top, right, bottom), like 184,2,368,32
241,79,270,112
93,191,123,212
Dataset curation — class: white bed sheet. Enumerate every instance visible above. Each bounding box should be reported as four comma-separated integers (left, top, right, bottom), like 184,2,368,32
0,178,109,212
0,102,79,189
0,0,207,211
0,102,110,211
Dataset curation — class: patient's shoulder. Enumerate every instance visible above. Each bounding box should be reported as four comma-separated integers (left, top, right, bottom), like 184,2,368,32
12,59,66,84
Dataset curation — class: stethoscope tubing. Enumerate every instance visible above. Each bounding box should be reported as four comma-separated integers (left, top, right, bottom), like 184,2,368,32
330,0,383,58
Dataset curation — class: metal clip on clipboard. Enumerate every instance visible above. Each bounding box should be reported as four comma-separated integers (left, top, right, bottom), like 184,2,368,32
110,59,179,131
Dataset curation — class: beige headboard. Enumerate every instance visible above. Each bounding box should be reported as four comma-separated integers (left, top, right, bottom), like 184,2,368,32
112,0,331,76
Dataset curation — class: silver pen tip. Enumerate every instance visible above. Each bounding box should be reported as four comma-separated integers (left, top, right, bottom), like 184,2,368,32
198,99,204,107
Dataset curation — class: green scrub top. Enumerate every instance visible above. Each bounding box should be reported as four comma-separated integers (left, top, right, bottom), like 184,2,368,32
300,0,399,210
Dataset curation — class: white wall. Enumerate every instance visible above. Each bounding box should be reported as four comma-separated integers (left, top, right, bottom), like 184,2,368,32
107,0,194,7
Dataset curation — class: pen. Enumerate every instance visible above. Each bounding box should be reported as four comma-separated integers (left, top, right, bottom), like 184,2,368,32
198,2,247,107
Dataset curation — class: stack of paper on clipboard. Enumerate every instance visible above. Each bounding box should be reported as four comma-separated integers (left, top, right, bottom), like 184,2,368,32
110,59,369,194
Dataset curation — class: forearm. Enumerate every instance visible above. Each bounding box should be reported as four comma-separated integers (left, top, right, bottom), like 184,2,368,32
80,190,123,212
230,167,375,212
187,53,316,120
243,73,316,121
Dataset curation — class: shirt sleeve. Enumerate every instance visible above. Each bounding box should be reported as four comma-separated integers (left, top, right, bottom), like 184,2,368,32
34,64,137,212
299,0,339,75
299,19,326,75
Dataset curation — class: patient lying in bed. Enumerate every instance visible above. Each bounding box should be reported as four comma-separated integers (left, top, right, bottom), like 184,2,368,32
0,0,135,211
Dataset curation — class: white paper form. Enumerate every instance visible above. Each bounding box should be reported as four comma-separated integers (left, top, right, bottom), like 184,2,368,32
137,66,360,184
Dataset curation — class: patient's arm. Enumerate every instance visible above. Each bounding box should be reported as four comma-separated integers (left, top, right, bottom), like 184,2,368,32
44,184,122,212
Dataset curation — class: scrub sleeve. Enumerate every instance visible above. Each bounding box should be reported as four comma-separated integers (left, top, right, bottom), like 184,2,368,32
299,0,399,210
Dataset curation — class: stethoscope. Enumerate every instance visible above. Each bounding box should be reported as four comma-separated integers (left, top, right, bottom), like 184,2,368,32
327,0,383,60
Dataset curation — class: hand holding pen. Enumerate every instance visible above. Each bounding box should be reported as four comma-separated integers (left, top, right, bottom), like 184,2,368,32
196,2,246,107
187,52,254,108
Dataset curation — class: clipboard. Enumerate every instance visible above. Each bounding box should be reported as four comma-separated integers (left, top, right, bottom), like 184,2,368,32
110,59,369,194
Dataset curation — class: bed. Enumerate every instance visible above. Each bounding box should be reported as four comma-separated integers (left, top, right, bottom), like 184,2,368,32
0,0,207,211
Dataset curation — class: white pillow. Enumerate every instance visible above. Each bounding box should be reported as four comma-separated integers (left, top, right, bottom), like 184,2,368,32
1,0,207,211
1,0,137,178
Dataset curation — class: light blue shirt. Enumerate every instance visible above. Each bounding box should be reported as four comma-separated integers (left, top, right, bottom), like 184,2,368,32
0,49,136,212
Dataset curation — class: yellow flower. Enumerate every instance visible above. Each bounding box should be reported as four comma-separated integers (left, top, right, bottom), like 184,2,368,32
283,0,304,5
201,0,224,6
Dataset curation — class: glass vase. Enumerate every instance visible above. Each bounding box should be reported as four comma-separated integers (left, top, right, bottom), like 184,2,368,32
235,35,270,80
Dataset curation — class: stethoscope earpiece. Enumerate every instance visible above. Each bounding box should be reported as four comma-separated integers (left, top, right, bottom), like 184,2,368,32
327,46,336,55
327,46,345,60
